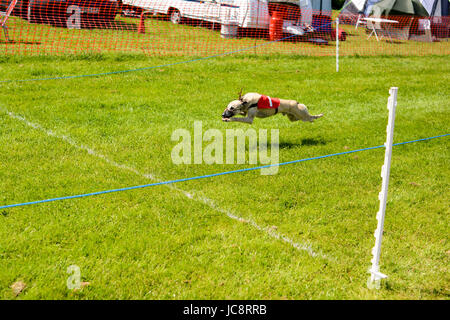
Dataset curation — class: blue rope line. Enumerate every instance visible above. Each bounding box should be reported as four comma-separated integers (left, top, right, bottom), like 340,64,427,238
0,21,334,83
0,133,448,210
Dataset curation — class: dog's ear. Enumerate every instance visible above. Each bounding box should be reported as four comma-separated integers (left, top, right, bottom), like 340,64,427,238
238,88,244,102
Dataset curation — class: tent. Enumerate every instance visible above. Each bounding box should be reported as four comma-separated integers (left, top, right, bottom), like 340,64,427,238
417,0,449,39
370,0,430,17
338,0,384,24
339,0,448,38
418,0,449,16
338,0,447,24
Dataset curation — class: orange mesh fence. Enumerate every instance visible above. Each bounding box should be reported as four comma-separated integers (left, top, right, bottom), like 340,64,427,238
0,0,448,56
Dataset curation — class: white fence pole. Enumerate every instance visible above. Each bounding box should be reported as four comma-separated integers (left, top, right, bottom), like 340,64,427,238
368,87,398,289
336,18,339,73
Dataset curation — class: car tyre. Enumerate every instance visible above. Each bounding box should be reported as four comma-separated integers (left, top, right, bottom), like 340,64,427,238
169,9,182,24
26,0,38,23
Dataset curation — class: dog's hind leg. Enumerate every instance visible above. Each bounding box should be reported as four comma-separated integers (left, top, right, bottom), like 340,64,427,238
287,114,299,122
293,104,324,122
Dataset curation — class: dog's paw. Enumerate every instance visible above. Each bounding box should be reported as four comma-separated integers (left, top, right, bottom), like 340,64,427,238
222,118,231,122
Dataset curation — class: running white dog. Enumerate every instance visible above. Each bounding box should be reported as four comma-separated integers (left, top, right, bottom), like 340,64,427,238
222,91,323,125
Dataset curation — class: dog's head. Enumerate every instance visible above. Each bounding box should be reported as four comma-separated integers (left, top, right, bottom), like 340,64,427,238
222,89,247,119
222,100,244,119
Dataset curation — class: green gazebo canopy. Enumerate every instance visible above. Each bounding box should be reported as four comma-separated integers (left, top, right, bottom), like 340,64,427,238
370,0,430,17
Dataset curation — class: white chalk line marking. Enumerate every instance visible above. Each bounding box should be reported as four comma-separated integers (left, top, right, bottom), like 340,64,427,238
2,108,330,260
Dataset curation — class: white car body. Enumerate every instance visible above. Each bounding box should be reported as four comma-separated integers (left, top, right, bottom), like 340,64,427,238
121,0,331,31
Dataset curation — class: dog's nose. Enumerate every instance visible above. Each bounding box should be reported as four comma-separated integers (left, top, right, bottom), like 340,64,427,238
222,109,233,118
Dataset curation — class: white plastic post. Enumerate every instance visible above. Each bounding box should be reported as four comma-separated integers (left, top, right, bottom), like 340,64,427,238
336,18,339,73
368,87,398,289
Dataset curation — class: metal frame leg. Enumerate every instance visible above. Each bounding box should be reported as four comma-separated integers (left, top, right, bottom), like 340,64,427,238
356,15,361,30
2,25,9,42
367,26,379,41
385,29,394,43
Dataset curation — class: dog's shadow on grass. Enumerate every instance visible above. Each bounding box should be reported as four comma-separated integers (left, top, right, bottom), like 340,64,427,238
300,138,327,146
246,138,327,152
277,138,327,150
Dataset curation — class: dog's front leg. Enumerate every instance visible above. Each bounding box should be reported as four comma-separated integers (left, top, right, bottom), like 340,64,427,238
223,108,256,125
229,116,254,124
223,116,254,124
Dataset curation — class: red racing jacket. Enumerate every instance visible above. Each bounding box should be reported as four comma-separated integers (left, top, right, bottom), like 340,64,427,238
257,95,281,110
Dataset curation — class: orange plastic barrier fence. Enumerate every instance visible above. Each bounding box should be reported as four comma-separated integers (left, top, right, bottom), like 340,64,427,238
0,0,448,56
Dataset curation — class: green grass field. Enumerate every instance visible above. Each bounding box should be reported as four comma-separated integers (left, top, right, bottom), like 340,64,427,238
0,53,449,299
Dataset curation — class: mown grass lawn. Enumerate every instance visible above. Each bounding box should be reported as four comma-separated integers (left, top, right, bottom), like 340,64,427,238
0,53,449,299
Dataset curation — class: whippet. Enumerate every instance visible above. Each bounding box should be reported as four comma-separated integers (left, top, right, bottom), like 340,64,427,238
222,91,323,125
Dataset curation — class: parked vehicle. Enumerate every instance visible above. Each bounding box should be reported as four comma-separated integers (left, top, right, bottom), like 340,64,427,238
120,0,269,27
0,0,118,28
119,0,338,38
